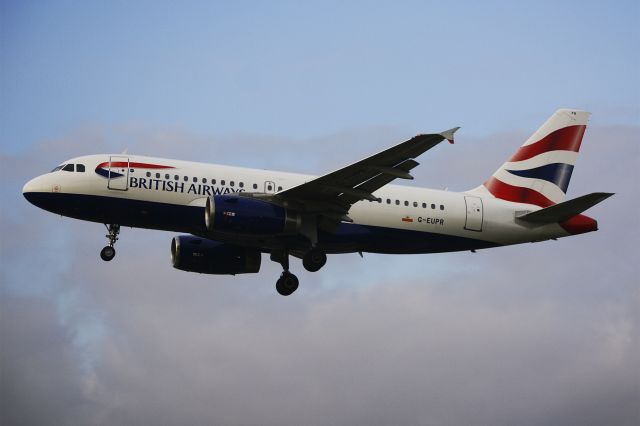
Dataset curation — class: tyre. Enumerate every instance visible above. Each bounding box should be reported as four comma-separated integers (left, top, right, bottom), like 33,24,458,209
276,273,299,296
100,246,116,261
303,249,327,272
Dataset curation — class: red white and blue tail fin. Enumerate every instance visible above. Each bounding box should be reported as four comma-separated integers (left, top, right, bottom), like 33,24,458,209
481,109,590,207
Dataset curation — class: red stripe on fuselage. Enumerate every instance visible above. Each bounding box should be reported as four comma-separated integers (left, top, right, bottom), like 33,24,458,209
484,176,555,207
96,162,175,169
509,125,586,162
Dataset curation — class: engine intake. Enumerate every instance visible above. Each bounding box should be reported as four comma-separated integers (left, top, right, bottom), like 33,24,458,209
171,235,261,275
205,195,300,235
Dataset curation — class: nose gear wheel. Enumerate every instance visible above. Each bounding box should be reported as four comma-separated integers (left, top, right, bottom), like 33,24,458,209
100,224,120,261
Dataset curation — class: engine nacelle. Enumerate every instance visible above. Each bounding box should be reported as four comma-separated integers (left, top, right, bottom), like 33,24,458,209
171,235,261,275
205,195,301,235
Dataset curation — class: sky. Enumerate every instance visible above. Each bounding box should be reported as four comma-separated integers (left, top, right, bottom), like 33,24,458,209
1,1,639,425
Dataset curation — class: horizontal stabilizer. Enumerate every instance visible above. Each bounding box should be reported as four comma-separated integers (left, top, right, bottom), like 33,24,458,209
516,192,614,223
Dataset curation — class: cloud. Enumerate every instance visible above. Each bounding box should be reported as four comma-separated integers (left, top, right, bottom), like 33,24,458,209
0,292,99,425
1,123,639,425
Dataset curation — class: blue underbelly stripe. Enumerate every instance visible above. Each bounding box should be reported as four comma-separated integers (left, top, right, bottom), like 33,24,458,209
23,192,498,254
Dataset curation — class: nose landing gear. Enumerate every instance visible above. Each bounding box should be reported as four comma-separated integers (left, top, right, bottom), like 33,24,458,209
100,224,120,261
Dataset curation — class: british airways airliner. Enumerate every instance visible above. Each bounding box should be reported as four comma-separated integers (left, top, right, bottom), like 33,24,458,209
23,109,612,295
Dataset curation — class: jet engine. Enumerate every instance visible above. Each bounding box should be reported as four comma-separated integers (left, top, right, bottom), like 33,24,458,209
171,235,261,275
205,195,301,235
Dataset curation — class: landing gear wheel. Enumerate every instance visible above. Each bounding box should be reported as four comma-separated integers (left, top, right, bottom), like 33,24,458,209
100,246,116,261
276,272,299,296
101,224,120,262
303,249,327,272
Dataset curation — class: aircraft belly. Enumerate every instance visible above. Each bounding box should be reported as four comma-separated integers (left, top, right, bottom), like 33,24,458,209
317,222,498,254
29,192,499,254
25,192,205,234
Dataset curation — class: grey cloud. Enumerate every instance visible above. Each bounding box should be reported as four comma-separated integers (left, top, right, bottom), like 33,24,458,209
0,292,99,426
1,123,639,425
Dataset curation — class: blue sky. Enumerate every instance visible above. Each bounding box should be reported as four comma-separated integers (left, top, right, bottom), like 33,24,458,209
1,2,639,425
2,0,638,156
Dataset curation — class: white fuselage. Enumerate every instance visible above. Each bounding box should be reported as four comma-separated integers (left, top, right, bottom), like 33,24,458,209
23,154,571,254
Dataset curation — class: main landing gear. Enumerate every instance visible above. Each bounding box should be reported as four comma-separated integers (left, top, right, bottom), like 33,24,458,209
302,248,327,272
100,224,120,261
276,272,299,296
271,248,327,296
271,250,298,296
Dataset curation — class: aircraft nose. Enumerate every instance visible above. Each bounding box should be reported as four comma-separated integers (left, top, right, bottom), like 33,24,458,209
22,175,49,206
23,177,37,194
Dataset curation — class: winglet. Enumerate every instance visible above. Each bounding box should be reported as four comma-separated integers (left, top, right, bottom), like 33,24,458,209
440,127,460,144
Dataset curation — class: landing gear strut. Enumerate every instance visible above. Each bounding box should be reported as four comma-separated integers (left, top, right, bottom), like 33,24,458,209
100,224,120,261
271,249,299,296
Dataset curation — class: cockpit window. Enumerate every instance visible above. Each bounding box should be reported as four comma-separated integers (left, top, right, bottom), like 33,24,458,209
51,165,64,172
62,164,74,172
76,164,85,172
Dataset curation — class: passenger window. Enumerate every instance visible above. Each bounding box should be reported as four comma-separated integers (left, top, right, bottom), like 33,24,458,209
386,199,391,204
155,173,160,178
174,175,179,181
202,178,207,184
413,202,418,207
146,172,151,177
212,179,216,185
440,205,445,210
77,164,85,172
431,204,436,209
395,200,400,205
165,174,170,179
62,164,74,172
404,201,409,206
221,180,226,185
422,203,427,208
278,186,282,191
184,176,188,182
253,183,258,190
193,177,198,182
230,181,235,187
239,182,244,188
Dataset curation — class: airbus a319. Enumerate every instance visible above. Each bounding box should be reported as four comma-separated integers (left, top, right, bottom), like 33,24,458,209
23,109,612,295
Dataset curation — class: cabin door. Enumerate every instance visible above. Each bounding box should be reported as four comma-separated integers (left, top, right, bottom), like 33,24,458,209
464,196,483,231
107,156,129,191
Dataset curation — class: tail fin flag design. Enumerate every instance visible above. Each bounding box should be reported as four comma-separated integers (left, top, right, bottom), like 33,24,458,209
483,109,590,207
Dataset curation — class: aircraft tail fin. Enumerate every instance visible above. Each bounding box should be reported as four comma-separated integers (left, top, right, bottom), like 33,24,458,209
482,109,591,207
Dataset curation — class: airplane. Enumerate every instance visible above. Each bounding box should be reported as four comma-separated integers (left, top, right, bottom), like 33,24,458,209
23,109,613,295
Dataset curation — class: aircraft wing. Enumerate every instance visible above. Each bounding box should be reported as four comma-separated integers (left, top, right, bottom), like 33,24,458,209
273,128,460,219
